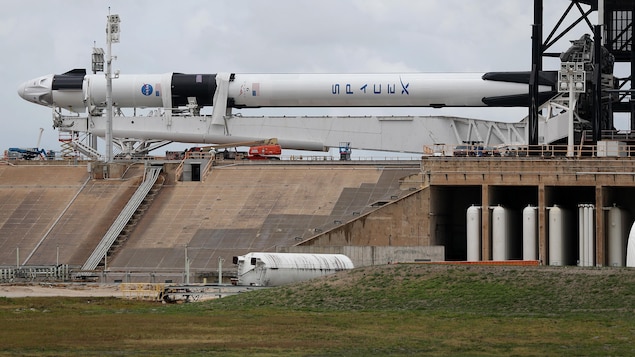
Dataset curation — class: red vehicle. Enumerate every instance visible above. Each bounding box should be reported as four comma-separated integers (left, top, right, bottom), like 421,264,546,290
247,144,282,160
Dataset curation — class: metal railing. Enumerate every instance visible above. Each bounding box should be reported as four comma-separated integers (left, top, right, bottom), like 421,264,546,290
0,265,71,282
422,143,634,158
82,166,163,271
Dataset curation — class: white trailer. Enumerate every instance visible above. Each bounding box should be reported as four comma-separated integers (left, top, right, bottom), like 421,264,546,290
233,252,354,287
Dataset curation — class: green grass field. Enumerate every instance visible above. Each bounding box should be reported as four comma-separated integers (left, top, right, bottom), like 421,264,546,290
1,264,634,356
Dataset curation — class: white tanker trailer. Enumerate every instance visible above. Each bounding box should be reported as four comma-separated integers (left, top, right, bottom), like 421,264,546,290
233,252,354,287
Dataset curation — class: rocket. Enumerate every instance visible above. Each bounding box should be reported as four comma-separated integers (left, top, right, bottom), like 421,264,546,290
18,69,557,112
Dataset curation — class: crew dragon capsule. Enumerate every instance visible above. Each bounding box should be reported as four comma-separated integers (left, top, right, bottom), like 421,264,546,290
17,69,557,112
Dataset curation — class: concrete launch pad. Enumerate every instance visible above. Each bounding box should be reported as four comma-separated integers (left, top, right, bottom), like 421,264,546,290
1,154,634,283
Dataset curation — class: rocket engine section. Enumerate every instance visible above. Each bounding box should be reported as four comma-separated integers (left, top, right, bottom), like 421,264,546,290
233,252,354,287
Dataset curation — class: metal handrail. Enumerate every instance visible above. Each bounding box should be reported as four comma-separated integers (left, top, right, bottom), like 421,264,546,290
82,166,162,270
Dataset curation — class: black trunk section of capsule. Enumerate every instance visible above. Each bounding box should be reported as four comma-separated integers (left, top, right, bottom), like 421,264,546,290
52,69,86,90
171,73,216,107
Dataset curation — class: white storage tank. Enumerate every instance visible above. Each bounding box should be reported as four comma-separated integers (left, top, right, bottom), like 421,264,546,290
522,205,538,261
627,221,635,268
466,205,482,261
578,204,595,267
233,252,354,287
548,205,571,266
607,205,627,267
492,205,511,261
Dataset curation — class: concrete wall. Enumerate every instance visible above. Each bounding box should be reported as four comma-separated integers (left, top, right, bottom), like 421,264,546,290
299,188,431,247
279,245,444,267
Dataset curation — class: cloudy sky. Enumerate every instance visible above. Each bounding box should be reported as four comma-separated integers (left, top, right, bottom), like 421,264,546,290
1,0,604,155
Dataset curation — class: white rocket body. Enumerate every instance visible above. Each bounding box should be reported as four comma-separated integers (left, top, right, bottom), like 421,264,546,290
18,70,555,112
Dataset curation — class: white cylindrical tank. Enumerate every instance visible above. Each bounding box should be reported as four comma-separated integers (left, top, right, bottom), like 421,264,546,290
577,204,595,267
587,204,595,266
548,205,570,266
522,205,538,261
466,205,482,261
234,252,354,287
627,221,635,267
492,205,510,261
607,205,627,267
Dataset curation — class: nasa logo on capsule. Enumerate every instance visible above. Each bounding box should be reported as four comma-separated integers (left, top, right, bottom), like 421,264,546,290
141,83,153,96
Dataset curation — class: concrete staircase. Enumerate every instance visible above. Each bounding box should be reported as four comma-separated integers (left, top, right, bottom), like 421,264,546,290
82,166,163,271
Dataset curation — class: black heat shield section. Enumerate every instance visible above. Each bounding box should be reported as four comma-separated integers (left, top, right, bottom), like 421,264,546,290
482,92,557,107
51,69,86,90
171,73,216,107
481,70,557,106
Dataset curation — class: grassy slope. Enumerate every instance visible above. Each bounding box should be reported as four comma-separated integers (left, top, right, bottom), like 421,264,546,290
1,264,634,356
215,264,634,313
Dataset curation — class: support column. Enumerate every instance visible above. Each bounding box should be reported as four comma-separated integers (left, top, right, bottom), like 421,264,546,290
631,0,635,130
593,25,602,141
595,185,605,266
529,0,543,146
481,184,491,260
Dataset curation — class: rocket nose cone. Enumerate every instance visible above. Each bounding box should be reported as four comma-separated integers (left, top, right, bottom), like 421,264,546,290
17,75,54,106
17,81,28,101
